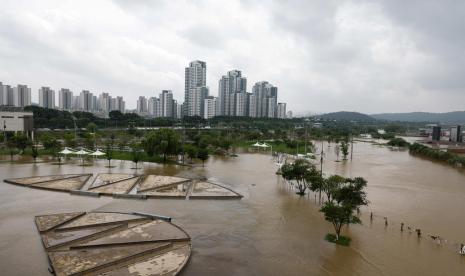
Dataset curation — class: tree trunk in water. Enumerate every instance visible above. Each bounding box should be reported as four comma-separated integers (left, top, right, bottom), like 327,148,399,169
335,223,343,241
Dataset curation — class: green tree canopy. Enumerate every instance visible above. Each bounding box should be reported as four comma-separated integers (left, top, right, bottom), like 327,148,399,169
141,129,181,162
197,147,209,166
281,159,320,195
320,176,368,242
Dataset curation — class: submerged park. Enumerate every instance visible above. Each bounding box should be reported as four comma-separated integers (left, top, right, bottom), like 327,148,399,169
1,109,465,275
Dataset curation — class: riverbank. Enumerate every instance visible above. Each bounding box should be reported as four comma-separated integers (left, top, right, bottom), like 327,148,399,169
409,142,465,167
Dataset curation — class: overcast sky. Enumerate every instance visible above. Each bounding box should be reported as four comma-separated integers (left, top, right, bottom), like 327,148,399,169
0,0,463,114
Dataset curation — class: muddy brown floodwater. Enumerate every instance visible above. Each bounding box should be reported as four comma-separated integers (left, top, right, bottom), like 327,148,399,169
1,140,465,275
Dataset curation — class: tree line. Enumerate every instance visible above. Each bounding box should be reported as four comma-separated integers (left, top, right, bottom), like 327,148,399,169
281,159,368,245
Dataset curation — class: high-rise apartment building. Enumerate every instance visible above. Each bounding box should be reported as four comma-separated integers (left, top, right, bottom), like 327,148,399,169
251,81,278,118
160,90,173,117
98,93,112,113
39,87,55,109
148,97,161,118
218,70,247,116
72,96,80,110
136,96,148,115
277,103,287,119
185,60,207,116
0,82,3,106
79,90,94,112
174,102,182,119
111,96,125,113
1,84,11,106
13,84,31,107
203,96,217,119
92,95,98,112
188,86,209,117
58,89,73,110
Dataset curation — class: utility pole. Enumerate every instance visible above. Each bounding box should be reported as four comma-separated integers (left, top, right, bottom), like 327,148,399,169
304,125,307,155
320,140,324,176
304,118,310,155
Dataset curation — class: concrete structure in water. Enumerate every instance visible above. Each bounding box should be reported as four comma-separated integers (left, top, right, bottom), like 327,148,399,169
4,173,243,200
34,211,191,276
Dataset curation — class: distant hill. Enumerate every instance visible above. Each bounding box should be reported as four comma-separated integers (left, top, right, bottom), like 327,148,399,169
317,111,376,122
371,111,465,124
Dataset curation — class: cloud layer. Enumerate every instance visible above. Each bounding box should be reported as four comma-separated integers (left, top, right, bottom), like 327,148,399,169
0,0,463,114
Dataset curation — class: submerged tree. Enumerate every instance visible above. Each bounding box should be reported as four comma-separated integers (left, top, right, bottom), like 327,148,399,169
197,147,209,166
31,144,39,162
340,141,349,160
320,202,361,242
334,144,340,161
281,159,319,196
184,144,198,162
131,144,142,170
12,133,30,153
322,175,346,203
320,176,368,244
308,173,325,203
6,139,16,161
105,142,113,167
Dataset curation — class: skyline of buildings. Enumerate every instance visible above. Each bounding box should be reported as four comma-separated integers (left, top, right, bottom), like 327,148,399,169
0,60,289,119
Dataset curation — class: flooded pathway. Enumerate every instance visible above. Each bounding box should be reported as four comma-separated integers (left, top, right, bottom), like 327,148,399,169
1,140,465,275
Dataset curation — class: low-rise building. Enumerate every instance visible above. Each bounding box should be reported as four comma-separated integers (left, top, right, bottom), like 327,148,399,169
0,106,34,138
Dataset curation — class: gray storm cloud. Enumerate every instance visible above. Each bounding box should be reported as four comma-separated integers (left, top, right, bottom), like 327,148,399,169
0,0,463,114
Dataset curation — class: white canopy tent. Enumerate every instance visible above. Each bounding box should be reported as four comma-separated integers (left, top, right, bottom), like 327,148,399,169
75,149,90,155
75,148,90,164
59,147,76,155
89,149,106,160
56,147,76,164
252,142,272,153
89,149,106,156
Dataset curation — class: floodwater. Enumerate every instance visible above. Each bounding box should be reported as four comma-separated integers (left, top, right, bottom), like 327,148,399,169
1,140,465,275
